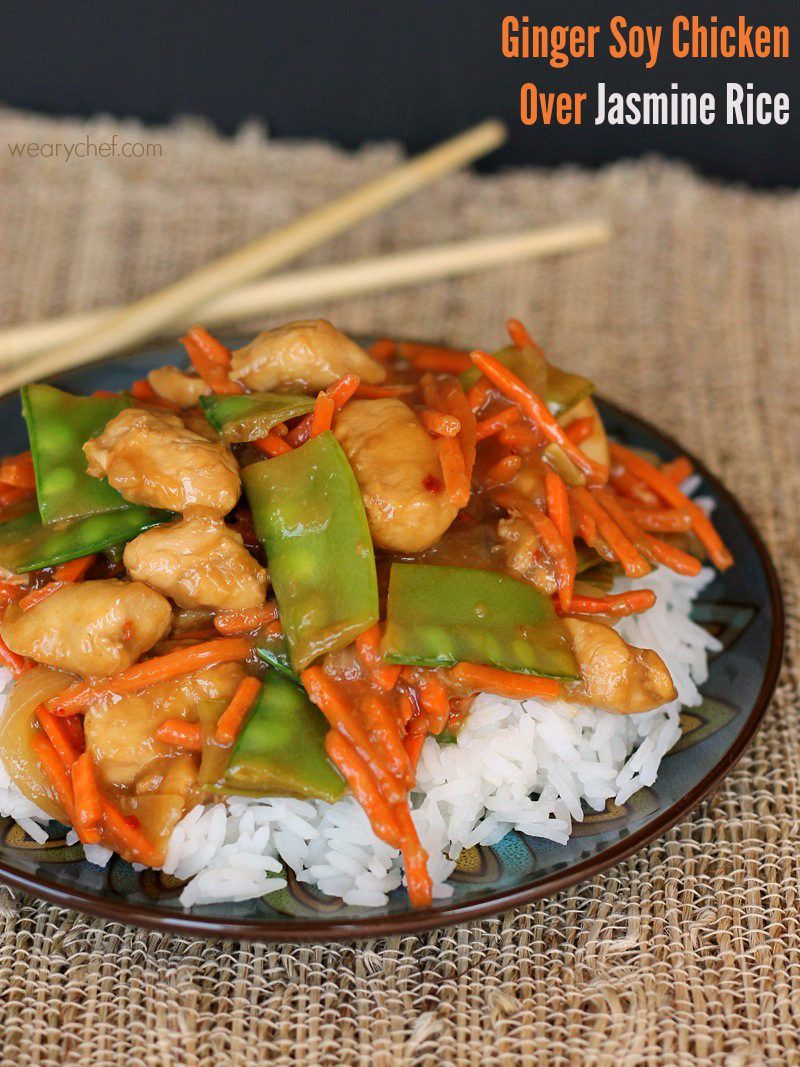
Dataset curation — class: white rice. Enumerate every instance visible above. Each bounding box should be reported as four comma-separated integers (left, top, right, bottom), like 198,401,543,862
0,562,720,909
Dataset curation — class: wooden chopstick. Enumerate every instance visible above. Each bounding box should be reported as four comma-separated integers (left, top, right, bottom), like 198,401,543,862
0,220,610,378
0,120,505,391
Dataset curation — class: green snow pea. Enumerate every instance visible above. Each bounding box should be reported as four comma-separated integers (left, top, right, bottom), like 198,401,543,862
201,391,315,443
221,671,344,802
459,345,594,417
242,432,378,671
22,384,132,523
0,506,169,574
380,563,579,679
256,628,299,684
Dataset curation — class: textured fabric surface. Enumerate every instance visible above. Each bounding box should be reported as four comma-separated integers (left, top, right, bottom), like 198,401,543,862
0,108,797,1066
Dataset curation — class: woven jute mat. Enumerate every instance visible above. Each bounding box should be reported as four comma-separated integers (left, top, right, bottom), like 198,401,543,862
0,108,797,1066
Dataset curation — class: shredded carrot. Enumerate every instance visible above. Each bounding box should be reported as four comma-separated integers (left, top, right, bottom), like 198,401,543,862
181,326,243,395
506,317,538,350
0,483,33,508
72,752,103,831
361,694,414,785
466,376,493,412
397,342,472,375
420,409,461,437
354,383,415,399
494,490,569,563
475,406,521,441
565,417,595,446
565,590,657,617
545,470,576,612
0,451,35,489
287,374,361,446
482,453,522,489
54,554,95,582
449,663,560,701
369,339,397,361
436,436,470,508
308,393,336,439
32,731,75,822
18,582,66,611
0,581,25,607
60,715,85,752
214,603,279,635
593,488,702,577
610,443,732,570
130,378,158,401
91,390,121,400
619,504,692,533
155,719,204,751
471,350,609,485
0,632,29,676
47,637,253,715
498,423,545,453
324,731,402,848
610,468,660,506
415,673,451,735
661,456,694,484
37,705,81,768
101,799,160,866
214,676,261,745
355,624,402,691
253,432,293,457
392,800,432,909
403,730,427,771
571,487,650,578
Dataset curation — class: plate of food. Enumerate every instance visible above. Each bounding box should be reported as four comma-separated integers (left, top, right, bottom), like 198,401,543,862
0,319,782,941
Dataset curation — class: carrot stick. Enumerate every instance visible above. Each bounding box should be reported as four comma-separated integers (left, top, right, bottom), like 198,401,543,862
610,443,732,570
101,799,160,866
37,706,82,768
288,374,361,446
354,383,415,399
392,800,432,909
214,676,261,745
564,590,657,617
609,468,660,506
404,731,427,771
0,451,35,489
397,343,472,375
415,673,451,735
18,582,66,611
155,719,204,751
308,393,336,439
325,731,403,848
369,339,397,361
53,555,95,582
506,317,538,350
32,731,75,822
355,624,402,691
72,753,103,831
498,423,545,453
214,603,279,635
494,490,569,562
0,632,30,676
253,432,293,457
47,637,253,715
361,694,414,785
594,488,702,577
571,487,650,578
436,437,470,508
475,406,521,441
449,663,560,700
420,409,461,437
661,456,693,484
466,376,493,412
60,715,85,751
546,470,576,612
470,350,608,485
482,453,522,489
618,504,692,533
181,326,243,395
565,417,595,445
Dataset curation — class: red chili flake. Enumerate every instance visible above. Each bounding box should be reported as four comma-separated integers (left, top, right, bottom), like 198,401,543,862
423,474,444,494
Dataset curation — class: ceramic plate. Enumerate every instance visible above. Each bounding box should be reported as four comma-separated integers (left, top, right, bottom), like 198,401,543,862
0,340,784,941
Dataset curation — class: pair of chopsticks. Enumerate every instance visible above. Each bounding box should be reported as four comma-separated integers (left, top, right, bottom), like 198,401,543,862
0,120,610,393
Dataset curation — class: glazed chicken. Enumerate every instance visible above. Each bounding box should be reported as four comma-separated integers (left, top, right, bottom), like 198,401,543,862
333,398,458,552
230,319,386,391
0,579,171,677
562,618,677,714
498,516,558,595
83,407,241,516
147,366,211,408
124,514,268,611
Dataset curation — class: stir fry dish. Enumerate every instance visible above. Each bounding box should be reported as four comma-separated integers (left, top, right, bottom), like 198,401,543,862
0,319,733,908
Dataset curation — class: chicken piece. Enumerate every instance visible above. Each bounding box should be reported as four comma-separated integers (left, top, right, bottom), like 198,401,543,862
334,398,457,552
84,662,244,788
560,397,609,469
562,617,676,714
498,516,557,595
0,579,171,677
147,366,211,408
230,319,385,391
83,407,240,516
124,514,267,611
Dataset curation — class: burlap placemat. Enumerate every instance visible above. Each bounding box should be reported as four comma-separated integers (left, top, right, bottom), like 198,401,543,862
0,108,797,1066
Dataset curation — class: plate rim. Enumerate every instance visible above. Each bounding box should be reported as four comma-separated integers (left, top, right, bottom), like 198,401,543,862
0,365,784,942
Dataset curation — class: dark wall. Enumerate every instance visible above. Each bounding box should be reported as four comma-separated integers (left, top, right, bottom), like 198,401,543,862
1,0,797,186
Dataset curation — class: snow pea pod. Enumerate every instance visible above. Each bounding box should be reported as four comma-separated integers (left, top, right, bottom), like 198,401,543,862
460,345,594,417
221,671,344,802
256,629,299,684
242,432,379,671
201,391,315,443
0,506,169,574
22,384,132,523
380,563,579,679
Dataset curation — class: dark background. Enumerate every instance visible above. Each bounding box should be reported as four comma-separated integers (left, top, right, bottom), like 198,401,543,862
1,0,797,186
